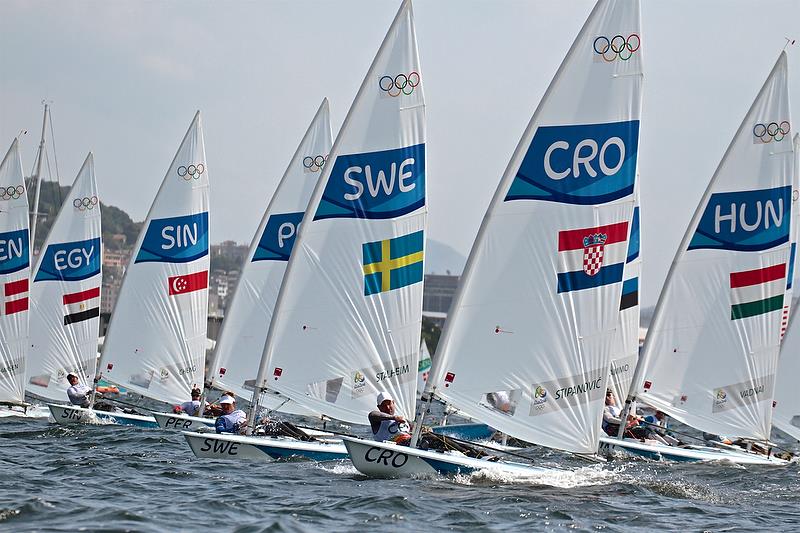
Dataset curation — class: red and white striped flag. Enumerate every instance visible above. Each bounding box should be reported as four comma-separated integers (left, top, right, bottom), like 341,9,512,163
4,278,28,315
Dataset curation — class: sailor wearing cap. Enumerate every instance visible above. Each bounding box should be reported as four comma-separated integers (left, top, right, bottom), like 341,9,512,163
369,391,411,445
174,387,202,416
214,395,247,434
66,374,92,408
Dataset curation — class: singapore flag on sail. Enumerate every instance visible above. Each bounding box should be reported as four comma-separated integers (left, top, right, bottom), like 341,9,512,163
556,221,628,293
168,270,208,296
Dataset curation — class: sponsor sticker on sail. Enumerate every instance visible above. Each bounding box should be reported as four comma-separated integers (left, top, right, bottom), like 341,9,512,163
729,263,786,320
556,221,628,293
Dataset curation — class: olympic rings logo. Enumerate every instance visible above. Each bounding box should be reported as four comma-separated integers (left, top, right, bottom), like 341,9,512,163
593,34,640,62
177,163,205,180
379,71,421,97
73,196,99,211
302,155,327,172
753,121,790,143
0,185,24,201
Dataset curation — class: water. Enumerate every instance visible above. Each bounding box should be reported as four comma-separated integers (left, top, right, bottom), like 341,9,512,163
2,416,800,532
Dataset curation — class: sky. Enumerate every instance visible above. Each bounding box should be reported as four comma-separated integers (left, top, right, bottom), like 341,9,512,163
3,0,800,307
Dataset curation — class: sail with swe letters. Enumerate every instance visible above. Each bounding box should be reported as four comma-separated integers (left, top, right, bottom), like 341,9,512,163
99,113,210,405
26,153,103,402
772,132,800,440
259,0,425,424
212,100,331,417
423,0,643,454
633,53,792,441
0,140,30,405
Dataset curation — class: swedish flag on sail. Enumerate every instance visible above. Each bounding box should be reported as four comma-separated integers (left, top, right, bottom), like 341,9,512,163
363,231,424,296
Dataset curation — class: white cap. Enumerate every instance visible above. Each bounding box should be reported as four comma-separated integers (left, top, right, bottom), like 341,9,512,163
376,392,393,405
219,395,235,405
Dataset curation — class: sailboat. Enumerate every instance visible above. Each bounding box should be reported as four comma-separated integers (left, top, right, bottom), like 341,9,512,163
601,53,793,465
25,153,102,410
184,0,425,462
153,100,332,432
49,112,210,428
0,139,33,417
769,133,800,442
345,0,643,477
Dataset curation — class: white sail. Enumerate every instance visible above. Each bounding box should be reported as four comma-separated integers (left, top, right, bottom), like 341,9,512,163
609,189,640,400
0,139,30,405
99,113,210,405
417,339,431,397
26,153,102,402
773,133,800,440
633,54,791,441
211,100,332,416
257,0,425,425
424,0,642,454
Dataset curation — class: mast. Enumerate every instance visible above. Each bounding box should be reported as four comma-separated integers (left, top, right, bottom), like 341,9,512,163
29,103,49,252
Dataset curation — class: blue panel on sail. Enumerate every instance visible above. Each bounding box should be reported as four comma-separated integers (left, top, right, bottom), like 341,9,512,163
35,237,101,281
135,212,209,264
252,212,304,262
0,229,30,275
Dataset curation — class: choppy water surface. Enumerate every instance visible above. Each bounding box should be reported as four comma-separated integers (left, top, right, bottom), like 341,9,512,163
2,416,800,532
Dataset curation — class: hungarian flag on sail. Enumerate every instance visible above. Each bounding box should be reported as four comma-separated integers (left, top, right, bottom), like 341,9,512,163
730,263,786,320
168,270,208,296
4,278,28,315
63,287,100,325
556,221,628,293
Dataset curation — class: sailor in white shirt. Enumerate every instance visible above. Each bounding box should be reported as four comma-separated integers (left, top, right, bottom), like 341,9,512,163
66,374,91,408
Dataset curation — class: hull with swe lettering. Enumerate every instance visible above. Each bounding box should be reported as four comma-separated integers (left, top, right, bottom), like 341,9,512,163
48,404,159,429
151,411,215,431
182,431,348,462
342,436,559,479
598,437,789,465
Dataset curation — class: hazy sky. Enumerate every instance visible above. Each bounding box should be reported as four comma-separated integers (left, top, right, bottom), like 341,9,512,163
3,0,800,307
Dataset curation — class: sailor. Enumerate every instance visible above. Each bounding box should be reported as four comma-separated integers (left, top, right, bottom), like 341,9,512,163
369,392,411,445
642,410,679,446
214,395,247,434
174,387,202,416
66,374,92,408
602,389,648,439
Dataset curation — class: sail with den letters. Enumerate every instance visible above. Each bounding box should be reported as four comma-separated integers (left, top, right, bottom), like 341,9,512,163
26,153,102,402
628,53,792,441
98,113,210,405
0,139,31,406
420,0,643,454
255,0,426,425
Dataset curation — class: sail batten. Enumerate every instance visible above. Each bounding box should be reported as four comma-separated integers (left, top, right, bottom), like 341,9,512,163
98,113,210,406
258,0,426,425
424,0,642,455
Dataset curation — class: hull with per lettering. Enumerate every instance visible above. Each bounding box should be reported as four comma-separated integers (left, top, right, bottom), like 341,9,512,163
151,411,215,431
182,431,348,461
48,404,159,428
342,436,559,479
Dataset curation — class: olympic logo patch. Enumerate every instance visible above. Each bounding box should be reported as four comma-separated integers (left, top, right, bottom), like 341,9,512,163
177,163,205,181
379,71,421,97
72,196,99,211
753,121,790,144
0,185,24,201
593,34,640,62
303,155,327,173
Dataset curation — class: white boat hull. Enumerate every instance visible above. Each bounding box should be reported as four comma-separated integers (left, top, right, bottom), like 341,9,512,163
47,404,159,429
342,436,558,478
151,411,215,431
0,404,50,419
598,436,789,465
183,431,348,461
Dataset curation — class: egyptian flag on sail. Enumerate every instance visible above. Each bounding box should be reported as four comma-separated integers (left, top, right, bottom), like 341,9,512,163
63,287,100,325
730,263,786,320
556,221,628,293
5,278,29,315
